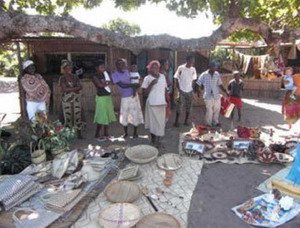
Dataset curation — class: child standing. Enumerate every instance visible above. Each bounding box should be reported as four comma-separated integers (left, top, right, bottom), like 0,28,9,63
283,67,297,100
228,71,244,121
130,64,141,97
92,60,116,141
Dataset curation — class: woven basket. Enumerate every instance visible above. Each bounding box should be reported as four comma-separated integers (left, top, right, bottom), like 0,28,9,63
104,181,141,203
136,212,180,228
99,203,141,228
32,153,46,164
125,145,158,164
157,153,183,171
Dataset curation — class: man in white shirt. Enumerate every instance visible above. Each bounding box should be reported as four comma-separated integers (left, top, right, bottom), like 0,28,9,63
197,62,229,127
174,55,197,127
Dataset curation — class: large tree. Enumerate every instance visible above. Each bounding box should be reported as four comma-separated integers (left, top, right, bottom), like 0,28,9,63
103,18,141,36
0,0,300,54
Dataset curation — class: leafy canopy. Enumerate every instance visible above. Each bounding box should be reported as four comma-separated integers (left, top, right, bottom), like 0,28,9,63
102,18,141,36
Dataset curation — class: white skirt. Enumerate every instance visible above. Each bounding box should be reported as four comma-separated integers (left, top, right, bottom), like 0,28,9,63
120,95,144,127
145,101,166,136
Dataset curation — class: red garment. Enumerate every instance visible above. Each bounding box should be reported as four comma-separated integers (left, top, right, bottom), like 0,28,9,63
229,96,243,109
220,96,231,115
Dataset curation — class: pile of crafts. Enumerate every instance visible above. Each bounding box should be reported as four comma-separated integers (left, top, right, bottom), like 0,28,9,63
0,144,123,227
182,124,296,164
96,145,185,228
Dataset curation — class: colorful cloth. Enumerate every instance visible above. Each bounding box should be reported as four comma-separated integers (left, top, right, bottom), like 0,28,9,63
112,70,133,98
145,102,166,136
177,90,193,113
94,95,116,125
282,92,300,124
197,70,223,99
119,95,144,127
21,74,50,103
62,92,82,129
229,96,243,109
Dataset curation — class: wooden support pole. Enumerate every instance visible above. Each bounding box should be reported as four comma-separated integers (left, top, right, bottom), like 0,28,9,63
16,41,27,119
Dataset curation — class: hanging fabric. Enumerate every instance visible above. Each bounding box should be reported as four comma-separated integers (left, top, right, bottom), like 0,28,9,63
288,43,297,60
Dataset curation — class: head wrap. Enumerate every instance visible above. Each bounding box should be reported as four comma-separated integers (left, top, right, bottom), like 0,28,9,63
23,60,34,70
209,61,218,68
146,60,161,70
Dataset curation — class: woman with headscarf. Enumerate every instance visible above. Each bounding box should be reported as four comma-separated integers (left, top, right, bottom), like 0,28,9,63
21,60,50,122
142,60,168,146
59,60,83,138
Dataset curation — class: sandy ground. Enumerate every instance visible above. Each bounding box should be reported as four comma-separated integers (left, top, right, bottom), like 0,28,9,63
1,79,300,227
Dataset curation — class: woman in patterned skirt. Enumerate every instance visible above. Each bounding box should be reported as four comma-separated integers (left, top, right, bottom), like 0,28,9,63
59,60,83,139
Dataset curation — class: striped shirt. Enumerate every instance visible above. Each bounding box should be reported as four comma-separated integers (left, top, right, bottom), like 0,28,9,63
197,70,223,99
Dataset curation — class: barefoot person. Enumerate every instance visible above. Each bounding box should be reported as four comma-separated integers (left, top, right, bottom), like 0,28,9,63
112,59,144,138
142,60,168,146
174,55,197,127
197,61,229,127
59,60,83,139
228,71,244,121
92,60,116,141
21,60,51,122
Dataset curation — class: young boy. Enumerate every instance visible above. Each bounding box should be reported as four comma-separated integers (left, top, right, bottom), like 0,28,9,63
283,67,297,100
130,64,140,97
92,60,116,141
228,71,244,121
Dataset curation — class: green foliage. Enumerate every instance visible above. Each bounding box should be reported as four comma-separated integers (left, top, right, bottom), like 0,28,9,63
210,46,232,66
0,43,23,77
228,30,263,43
103,18,141,36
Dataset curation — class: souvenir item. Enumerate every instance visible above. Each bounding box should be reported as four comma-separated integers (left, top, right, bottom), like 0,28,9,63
155,187,184,199
99,203,141,228
211,151,228,160
257,147,277,163
52,154,70,179
182,140,206,156
201,132,222,142
271,179,300,198
279,196,294,211
140,186,158,212
150,194,177,209
284,141,297,150
269,144,288,153
0,175,42,211
232,193,300,227
58,171,88,190
118,166,139,181
157,153,183,171
233,140,251,150
125,145,158,164
226,149,242,157
104,181,141,203
136,212,181,228
274,153,294,163
42,189,81,212
237,126,251,138
194,124,211,136
220,96,235,118
81,160,101,181
30,142,46,164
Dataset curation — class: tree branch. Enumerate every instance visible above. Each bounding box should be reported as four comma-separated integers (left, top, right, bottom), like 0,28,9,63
0,9,298,55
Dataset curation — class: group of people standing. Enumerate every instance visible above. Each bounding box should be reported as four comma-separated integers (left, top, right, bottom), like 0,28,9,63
20,55,249,146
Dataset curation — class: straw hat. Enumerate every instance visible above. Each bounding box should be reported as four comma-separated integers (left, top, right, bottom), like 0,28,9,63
104,181,141,203
136,212,180,228
157,153,183,171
